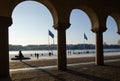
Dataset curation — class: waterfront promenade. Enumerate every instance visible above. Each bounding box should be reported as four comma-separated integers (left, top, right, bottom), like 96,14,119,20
9,51,120,61
10,53,120,81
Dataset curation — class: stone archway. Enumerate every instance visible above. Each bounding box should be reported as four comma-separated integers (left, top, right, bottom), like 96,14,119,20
10,0,58,26
0,0,120,80
10,1,54,45
69,9,93,44
104,15,120,44
110,13,120,34
74,5,99,31
70,4,108,65
0,0,58,79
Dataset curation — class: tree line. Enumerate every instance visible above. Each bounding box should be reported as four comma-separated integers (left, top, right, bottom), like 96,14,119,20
9,44,120,51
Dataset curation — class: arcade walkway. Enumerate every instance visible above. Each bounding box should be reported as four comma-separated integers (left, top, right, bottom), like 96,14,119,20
0,0,120,80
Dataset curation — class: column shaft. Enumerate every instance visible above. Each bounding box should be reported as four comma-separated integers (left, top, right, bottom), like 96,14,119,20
57,29,67,70
0,25,9,77
0,17,12,78
95,32,104,65
54,23,70,71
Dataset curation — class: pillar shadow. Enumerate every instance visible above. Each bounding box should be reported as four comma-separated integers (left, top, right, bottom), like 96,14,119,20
21,61,38,67
66,69,110,81
18,61,111,81
21,61,67,81
104,64,120,69
37,69,67,81
104,60,120,69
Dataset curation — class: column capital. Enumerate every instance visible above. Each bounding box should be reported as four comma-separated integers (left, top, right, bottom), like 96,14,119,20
0,16,12,27
91,27,107,33
53,22,71,30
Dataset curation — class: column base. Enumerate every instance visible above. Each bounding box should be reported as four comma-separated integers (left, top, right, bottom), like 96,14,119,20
95,61,104,66
58,67,67,71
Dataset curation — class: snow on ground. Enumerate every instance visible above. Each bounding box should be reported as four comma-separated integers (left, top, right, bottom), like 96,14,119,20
9,51,120,62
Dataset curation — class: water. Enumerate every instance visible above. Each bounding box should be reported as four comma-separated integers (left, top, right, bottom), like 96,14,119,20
9,49,120,61
9,49,120,55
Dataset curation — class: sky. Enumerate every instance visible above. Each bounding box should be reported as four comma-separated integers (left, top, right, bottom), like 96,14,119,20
9,1,120,46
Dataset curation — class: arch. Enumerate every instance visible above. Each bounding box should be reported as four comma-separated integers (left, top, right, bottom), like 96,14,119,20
10,0,58,26
70,4,99,31
69,9,95,44
110,13,120,34
10,1,57,45
104,16,119,44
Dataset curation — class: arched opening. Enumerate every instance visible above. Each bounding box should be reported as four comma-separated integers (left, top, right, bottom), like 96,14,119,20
102,15,120,57
103,16,120,49
110,13,120,34
67,9,95,62
9,1,57,69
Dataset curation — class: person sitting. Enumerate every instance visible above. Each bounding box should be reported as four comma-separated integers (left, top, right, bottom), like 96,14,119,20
19,50,24,62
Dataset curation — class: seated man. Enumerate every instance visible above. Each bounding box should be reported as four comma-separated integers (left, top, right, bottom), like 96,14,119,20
19,50,24,61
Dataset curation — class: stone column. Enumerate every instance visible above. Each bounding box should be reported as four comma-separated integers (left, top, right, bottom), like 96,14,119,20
54,23,70,71
95,31,104,65
0,17,12,78
92,28,107,65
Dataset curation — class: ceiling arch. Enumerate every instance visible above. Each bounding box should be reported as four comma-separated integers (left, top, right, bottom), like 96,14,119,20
110,13,120,34
0,0,58,26
70,4,99,31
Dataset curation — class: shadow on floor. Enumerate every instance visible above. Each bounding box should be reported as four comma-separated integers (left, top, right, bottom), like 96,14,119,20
104,63,120,69
66,69,109,81
19,61,111,81
21,61,67,81
21,61,38,67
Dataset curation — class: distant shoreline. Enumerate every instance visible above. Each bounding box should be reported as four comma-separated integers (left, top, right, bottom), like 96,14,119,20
9,51,120,62
10,53,120,69
9,44,120,51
